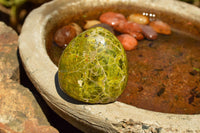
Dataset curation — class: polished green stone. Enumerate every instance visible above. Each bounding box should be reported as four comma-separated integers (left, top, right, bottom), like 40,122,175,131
58,27,128,103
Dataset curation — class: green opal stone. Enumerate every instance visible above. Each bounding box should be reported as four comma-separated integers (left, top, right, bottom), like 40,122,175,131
58,27,128,103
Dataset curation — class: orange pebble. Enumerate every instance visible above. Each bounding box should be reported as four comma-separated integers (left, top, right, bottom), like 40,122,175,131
149,20,171,35
117,34,138,51
127,14,149,25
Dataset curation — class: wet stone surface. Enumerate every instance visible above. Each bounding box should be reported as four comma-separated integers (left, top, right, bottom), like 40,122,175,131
0,21,59,133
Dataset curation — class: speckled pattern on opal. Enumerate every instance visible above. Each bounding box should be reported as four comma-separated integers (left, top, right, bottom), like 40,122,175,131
58,27,128,103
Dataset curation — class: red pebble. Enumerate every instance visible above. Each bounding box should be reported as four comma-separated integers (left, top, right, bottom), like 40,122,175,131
114,21,142,33
114,21,144,40
54,25,77,48
99,12,126,27
117,34,138,51
128,31,144,40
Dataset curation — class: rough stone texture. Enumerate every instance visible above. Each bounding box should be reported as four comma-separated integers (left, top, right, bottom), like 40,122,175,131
22,119,58,133
0,21,59,133
0,21,19,82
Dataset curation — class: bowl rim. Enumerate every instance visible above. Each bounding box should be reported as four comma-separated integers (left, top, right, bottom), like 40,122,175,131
19,0,200,132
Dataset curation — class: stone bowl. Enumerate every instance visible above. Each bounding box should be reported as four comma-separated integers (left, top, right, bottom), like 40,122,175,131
19,0,200,132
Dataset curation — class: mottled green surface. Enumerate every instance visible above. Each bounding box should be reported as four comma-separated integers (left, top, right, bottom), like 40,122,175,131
58,27,128,103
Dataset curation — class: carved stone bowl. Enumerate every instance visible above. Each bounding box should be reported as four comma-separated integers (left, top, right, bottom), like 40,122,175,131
19,0,200,132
